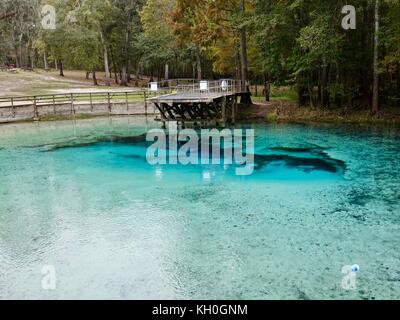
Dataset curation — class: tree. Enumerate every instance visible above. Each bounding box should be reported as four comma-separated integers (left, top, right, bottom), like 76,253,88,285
372,0,380,113
0,0,39,68
140,0,177,80
77,0,120,86
239,0,248,91
112,0,143,86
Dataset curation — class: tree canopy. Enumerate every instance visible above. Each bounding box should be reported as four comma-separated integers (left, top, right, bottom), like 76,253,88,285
0,0,399,110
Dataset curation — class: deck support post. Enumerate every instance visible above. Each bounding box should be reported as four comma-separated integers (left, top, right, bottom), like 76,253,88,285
146,83,241,128
222,96,227,128
232,95,237,125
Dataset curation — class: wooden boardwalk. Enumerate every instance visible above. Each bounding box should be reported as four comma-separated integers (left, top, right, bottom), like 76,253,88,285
0,90,167,123
147,79,250,127
0,79,250,125
148,92,234,103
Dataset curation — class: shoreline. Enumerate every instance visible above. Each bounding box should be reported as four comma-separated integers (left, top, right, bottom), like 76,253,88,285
1,102,400,127
238,101,400,126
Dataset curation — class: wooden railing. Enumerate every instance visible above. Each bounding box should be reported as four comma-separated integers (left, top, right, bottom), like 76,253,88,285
0,89,171,121
148,79,243,94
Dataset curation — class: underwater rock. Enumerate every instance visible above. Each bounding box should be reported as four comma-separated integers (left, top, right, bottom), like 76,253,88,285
254,153,346,174
40,133,346,176
269,146,321,153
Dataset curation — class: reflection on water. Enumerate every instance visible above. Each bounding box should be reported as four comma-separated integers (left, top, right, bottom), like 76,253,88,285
0,117,399,299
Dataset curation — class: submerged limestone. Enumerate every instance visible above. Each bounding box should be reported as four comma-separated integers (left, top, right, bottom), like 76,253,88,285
37,132,346,176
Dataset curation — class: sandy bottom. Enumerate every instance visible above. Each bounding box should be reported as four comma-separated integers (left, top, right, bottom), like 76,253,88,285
0,117,399,299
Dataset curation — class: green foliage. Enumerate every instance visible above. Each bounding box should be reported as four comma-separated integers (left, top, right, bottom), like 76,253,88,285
0,0,399,110
249,0,400,108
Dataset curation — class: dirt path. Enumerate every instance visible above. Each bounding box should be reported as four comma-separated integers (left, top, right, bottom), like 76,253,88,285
0,70,143,97
0,71,89,97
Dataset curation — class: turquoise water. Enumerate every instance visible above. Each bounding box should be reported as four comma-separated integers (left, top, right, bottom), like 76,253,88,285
0,117,399,300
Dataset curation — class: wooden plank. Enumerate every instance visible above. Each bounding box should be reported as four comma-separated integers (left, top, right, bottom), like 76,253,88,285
147,92,236,104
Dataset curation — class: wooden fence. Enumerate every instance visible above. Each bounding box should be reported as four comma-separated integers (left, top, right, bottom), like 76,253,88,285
0,90,173,122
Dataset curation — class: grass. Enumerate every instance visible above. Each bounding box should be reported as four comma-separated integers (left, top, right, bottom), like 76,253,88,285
0,70,90,96
264,104,400,125
251,86,298,103
0,69,146,97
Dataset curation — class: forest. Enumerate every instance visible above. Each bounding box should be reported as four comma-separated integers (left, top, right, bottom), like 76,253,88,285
0,0,399,113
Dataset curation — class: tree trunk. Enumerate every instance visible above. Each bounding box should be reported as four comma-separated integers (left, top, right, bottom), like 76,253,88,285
121,16,132,86
114,70,119,84
296,73,307,107
109,46,119,84
30,52,34,70
44,51,49,70
165,63,169,80
318,67,322,106
321,59,329,108
372,0,380,113
59,60,64,77
127,58,132,83
136,61,141,80
18,36,23,68
92,70,98,86
308,82,315,109
14,47,20,68
103,45,111,86
121,67,127,86
196,50,202,80
397,62,400,103
240,0,249,92
236,43,241,80
100,32,111,86
157,64,162,81
263,74,270,102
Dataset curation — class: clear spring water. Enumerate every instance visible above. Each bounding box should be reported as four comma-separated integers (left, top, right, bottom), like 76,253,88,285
0,116,399,300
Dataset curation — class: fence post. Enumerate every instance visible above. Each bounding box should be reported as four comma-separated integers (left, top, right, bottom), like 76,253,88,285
70,93,75,115
33,96,38,119
90,93,93,112
125,92,129,112
11,97,15,118
144,91,147,116
107,92,111,114
52,95,56,114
